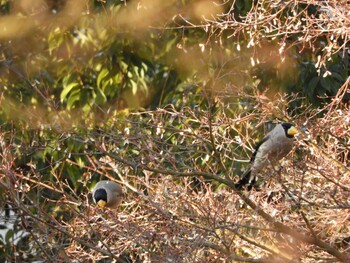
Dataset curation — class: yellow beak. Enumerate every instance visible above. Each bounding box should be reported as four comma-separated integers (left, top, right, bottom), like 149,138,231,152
97,200,107,208
288,126,298,136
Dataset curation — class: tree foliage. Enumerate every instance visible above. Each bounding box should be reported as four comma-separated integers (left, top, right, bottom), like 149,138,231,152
0,0,349,262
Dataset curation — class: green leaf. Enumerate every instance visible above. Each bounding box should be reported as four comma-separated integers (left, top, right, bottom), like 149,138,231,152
66,164,81,186
66,89,81,110
307,77,319,95
320,77,332,92
97,68,109,89
95,87,107,104
60,82,79,103
165,37,177,53
332,72,345,82
82,103,92,113
130,79,137,95
5,229,14,243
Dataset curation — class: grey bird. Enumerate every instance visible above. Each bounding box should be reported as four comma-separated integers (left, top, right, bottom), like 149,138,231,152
92,180,123,209
235,122,298,190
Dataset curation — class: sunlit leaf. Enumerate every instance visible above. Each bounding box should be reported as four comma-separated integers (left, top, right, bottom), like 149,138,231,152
95,87,107,104
60,83,79,103
130,79,138,95
5,229,14,243
97,68,109,89
66,89,81,110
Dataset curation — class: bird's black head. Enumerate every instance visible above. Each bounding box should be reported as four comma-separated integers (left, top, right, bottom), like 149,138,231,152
93,188,108,203
281,122,298,138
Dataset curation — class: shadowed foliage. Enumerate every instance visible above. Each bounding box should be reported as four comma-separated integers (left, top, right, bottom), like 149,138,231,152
0,0,349,262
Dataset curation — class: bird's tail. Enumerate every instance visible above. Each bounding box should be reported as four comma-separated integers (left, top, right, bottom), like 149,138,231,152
235,169,255,190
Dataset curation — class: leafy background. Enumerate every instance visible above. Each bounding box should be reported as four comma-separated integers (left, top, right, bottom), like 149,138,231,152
0,0,349,262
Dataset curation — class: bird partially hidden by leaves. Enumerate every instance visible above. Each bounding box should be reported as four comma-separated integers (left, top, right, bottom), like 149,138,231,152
92,180,123,209
235,122,298,190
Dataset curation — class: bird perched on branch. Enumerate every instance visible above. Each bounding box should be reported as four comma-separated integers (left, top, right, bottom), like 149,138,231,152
235,122,298,190
92,180,123,209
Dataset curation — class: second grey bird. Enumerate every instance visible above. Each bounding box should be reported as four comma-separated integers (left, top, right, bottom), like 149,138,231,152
92,180,123,209
235,123,298,190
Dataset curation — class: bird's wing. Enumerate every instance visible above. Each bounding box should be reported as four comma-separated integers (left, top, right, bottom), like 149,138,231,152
250,134,270,162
